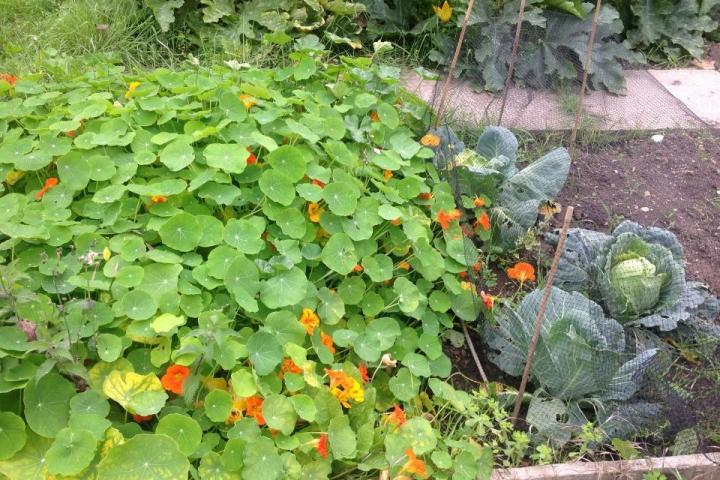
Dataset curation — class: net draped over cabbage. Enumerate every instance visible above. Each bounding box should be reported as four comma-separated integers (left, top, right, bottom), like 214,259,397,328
550,221,719,334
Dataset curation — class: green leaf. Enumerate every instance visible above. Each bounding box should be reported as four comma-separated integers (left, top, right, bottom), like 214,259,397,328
156,413,202,455
263,394,297,436
159,138,195,171
321,233,357,274
96,433,190,480
322,182,360,216
70,390,110,417
159,213,202,252
361,254,393,282
102,371,168,415
388,368,419,402
260,267,308,309
204,143,248,174
45,427,97,476
230,369,257,398
376,102,399,129
199,451,242,480
119,290,158,321
224,217,266,254
242,436,283,480
205,390,233,423
96,333,123,362
259,170,296,206
23,372,75,438
328,415,356,460
267,146,306,182
290,394,317,422
0,412,26,460
247,331,283,376
225,257,260,312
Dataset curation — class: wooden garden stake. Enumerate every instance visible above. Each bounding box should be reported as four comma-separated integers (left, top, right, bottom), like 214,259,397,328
462,321,489,383
569,0,603,151
497,0,528,125
433,0,476,128
511,206,574,426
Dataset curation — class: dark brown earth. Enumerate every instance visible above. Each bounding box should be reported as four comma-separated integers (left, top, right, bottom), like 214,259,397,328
557,130,720,294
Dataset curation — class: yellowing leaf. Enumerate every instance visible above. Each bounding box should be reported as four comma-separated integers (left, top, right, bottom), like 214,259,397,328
102,371,168,416
150,313,186,334
99,427,125,459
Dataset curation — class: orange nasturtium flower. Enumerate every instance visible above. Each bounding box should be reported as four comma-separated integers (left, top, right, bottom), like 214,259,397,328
390,218,401,226
402,449,428,478
420,133,440,147
0,73,18,87
308,202,324,223
245,395,265,425
358,363,369,383
353,264,363,273
473,196,486,207
387,404,407,428
311,178,326,188
320,331,336,354
150,195,167,204
246,147,257,165
280,358,302,379
326,369,364,408
316,433,329,458
369,111,380,123
226,397,245,424
239,94,256,110
383,169,393,181
481,291,495,311
475,212,491,231
398,260,411,271
161,364,190,395
132,414,154,423
65,130,77,138
124,81,141,99
433,1,452,22
436,208,461,229
35,177,59,200
507,261,536,283
299,308,320,335
417,192,432,200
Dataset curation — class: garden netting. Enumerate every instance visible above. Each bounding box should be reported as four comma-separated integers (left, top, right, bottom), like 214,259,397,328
420,0,720,463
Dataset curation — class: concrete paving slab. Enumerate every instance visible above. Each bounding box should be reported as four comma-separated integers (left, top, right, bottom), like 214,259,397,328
649,69,720,126
403,70,706,131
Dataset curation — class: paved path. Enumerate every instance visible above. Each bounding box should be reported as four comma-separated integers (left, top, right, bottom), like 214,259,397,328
403,68,720,130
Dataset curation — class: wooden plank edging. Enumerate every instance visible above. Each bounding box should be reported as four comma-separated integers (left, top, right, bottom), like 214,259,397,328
491,453,720,480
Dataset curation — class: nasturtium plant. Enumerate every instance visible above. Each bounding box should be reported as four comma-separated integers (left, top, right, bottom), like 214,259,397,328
0,49,495,479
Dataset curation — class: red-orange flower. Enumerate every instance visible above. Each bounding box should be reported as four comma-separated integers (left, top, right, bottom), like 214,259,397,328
150,195,167,204
279,358,302,380
383,169,393,181
308,202,323,223
401,449,428,478
369,111,380,122
132,414,154,423
239,94,256,110
473,196,486,207
311,178,326,188
481,291,495,310
316,433,328,458
0,74,18,87
246,147,257,165
475,212,491,231
458,271,468,280
417,192,432,200
326,369,364,408
358,363,369,383
436,208,461,229
299,308,320,335
398,261,411,271
65,130,77,138
388,404,406,428
161,364,190,395
390,218,401,226
245,395,265,425
507,262,536,283
320,331,335,355
472,261,483,273
353,264,363,273
35,177,59,200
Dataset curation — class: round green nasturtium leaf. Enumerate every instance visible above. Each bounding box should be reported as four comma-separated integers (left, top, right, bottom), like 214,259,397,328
199,451,242,480
322,182,359,216
242,436,283,480
230,369,257,398
328,415,357,460
0,412,27,460
393,277,422,313
259,267,308,309
262,394,297,436
204,143,248,174
338,276,366,305
68,413,111,440
96,333,123,362
86,154,116,181
321,233,357,274
267,145,306,182
402,352,431,378
429,290,451,312
259,170,295,206
317,287,345,325
159,213,201,252
0,327,30,352
156,413,202,456
150,313,186,334
96,433,190,480
93,184,126,203
23,372,76,438
204,390,233,423
398,417,437,454
225,257,260,312
119,290,158,320
45,427,97,476
159,138,195,171
388,368,420,402
275,207,306,239
102,371,167,416
223,217,266,254
361,254,393,282
196,215,224,247
246,331,283,376
289,394,316,422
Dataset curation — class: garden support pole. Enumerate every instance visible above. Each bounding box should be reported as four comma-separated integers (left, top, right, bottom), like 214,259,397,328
511,206,574,426
569,0,603,150
497,0,528,126
433,0,476,128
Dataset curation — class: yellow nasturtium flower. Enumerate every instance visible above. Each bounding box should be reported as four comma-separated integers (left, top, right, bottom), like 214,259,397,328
433,1,452,22
124,81,141,99
102,246,112,261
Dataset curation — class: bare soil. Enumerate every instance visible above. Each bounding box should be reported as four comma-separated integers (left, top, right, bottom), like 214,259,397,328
557,130,720,294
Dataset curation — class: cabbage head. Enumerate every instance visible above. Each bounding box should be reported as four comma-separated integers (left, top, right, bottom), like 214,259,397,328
484,287,656,401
